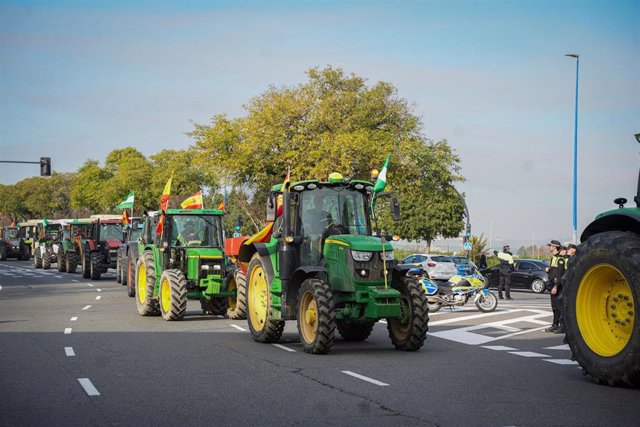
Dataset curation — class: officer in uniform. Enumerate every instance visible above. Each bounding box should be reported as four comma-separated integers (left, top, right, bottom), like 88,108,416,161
545,240,566,333
493,245,515,300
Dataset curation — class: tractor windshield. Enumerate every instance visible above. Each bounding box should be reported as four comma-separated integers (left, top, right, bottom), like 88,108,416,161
170,215,222,248
44,224,62,240
99,223,123,241
298,187,370,265
129,221,144,241
3,229,19,240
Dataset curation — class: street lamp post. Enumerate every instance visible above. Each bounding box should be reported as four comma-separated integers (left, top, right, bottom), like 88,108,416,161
566,53,580,244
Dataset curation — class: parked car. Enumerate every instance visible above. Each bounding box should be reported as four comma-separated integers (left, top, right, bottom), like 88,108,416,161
400,253,458,281
481,259,549,293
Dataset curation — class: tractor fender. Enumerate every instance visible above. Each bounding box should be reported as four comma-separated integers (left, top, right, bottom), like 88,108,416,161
286,266,328,309
252,243,275,285
87,240,98,251
581,212,640,242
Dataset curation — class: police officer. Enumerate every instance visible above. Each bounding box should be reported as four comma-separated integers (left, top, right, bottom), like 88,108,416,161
493,245,515,300
545,240,566,333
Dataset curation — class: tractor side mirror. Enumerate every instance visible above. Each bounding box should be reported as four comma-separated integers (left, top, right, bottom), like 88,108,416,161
266,194,276,222
390,197,401,221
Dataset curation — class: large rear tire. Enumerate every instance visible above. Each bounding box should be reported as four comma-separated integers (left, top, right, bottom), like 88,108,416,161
82,247,90,278
21,244,30,261
34,251,42,268
43,250,52,269
121,257,128,287
563,231,640,387
226,269,247,320
0,245,7,261
126,259,135,297
135,252,160,316
159,269,187,321
336,319,374,342
66,252,78,273
246,254,284,343
297,278,335,354
90,251,101,280
387,277,429,351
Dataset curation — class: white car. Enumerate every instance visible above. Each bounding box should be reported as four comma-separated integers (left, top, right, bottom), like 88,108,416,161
400,253,457,281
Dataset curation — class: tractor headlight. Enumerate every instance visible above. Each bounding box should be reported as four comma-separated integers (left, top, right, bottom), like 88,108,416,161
351,250,373,262
381,251,394,261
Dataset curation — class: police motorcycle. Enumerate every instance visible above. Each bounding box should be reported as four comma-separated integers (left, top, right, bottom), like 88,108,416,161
408,264,498,313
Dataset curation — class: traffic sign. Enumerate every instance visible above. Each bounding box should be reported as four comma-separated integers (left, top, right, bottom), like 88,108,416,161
463,242,472,251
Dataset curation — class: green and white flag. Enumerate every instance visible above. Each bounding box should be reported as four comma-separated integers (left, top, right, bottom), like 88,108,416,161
373,154,390,194
115,192,135,210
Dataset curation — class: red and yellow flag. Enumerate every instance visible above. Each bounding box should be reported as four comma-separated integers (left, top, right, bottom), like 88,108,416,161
121,210,130,226
181,191,203,210
156,175,173,236
217,200,225,211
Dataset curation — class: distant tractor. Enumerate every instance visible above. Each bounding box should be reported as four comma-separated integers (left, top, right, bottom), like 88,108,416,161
0,227,30,261
18,220,39,261
116,217,144,297
238,172,429,354
563,134,640,387
57,219,92,273
135,209,242,321
80,215,124,280
33,220,63,269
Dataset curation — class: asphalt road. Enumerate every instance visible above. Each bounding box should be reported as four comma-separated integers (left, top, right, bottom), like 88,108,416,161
1,259,638,427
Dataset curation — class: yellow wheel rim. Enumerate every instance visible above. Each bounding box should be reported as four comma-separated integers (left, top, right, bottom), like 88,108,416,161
299,291,318,344
161,277,171,313
228,278,237,311
137,264,147,305
248,264,267,331
577,264,634,357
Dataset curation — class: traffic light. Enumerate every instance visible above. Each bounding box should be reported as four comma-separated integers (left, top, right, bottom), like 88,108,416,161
235,215,243,231
40,157,51,176
464,223,471,243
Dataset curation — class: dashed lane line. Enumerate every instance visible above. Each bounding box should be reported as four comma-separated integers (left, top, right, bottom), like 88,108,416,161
509,351,550,358
72,280,79,283
545,344,570,350
87,284,94,287
82,305,92,311
0,285,2,291
70,317,78,321
272,344,296,352
95,296,101,300
77,378,100,396
482,345,518,351
341,371,389,386
96,289,102,292
64,328,72,335
230,324,247,332
544,359,579,365
65,347,76,357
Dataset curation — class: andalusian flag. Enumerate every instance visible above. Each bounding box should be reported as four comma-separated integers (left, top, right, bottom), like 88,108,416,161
115,192,135,210
156,175,173,235
181,191,203,209
373,154,390,194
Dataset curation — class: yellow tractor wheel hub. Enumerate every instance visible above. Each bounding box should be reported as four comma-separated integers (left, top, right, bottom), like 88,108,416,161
137,264,147,305
248,265,267,331
299,292,318,343
161,278,171,313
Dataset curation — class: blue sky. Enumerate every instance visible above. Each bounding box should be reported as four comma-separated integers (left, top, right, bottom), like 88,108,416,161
1,0,638,246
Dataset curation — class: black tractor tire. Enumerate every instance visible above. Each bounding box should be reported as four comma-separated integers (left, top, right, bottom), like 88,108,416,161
201,297,227,316
159,269,188,321
296,278,336,354
563,231,640,387
336,319,375,342
226,269,247,320
57,252,67,273
126,259,135,298
34,251,42,268
387,276,430,351
0,245,7,261
121,258,128,287
82,248,90,279
66,252,78,273
135,252,160,316
246,254,284,343
21,244,30,261
116,256,122,283
43,250,52,269
90,252,101,280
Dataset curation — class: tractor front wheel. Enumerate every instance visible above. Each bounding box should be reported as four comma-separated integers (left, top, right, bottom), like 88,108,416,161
246,254,284,343
336,319,374,342
226,269,247,320
135,252,160,316
34,251,42,268
90,252,101,280
43,250,52,269
297,278,336,354
66,252,78,273
159,269,187,321
563,231,640,387
387,277,429,351
57,252,67,273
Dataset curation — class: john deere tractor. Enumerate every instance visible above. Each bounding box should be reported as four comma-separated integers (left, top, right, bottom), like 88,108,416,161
563,134,640,387
57,219,92,273
0,227,30,261
33,220,63,269
135,208,240,321
238,173,429,354
18,220,39,260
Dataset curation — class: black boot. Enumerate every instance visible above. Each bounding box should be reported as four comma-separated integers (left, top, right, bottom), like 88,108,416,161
498,294,504,299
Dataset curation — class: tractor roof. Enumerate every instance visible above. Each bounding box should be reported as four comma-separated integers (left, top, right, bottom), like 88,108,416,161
164,208,224,216
90,214,122,221
271,178,374,193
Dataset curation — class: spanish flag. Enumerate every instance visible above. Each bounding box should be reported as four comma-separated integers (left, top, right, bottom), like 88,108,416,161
156,175,173,235
121,210,130,226
181,191,203,210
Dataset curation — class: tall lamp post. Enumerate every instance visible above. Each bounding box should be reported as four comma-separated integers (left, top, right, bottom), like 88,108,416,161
566,53,580,244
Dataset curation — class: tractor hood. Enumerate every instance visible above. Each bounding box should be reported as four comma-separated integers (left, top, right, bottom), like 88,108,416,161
105,239,122,249
185,247,224,258
325,234,393,252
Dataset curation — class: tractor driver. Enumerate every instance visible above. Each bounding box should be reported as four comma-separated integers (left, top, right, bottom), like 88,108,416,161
301,191,333,236
176,220,200,245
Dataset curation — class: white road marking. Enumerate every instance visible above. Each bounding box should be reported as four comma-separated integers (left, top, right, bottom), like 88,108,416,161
215,315,225,318
379,320,387,324
428,309,518,326
87,283,94,287
544,359,579,365
54,275,63,278
272,344,296,352
77,378,100,396
70,317,78,321
342,371,389,386
96,289,101,292
544,344,570,350
509,351,550,358
482,345,518,351
95,296,101,300
0,285,2,291
230,324,247,332
65,347,75,357
72,280,79,282
64,328,72,334
82,305,92,310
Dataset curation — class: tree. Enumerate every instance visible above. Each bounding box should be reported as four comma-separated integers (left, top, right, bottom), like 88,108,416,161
189,66,465,240
468,234,488,263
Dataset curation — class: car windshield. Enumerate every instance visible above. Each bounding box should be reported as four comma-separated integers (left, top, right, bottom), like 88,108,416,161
170,214,221,248
99,223,123,241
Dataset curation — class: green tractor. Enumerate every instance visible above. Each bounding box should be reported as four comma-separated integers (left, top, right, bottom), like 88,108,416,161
33,220,64,269
238,172,429,354
18,220,39,261
135,208,241,321
57,218,93,273
0,226,30,261
563,134,640,387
